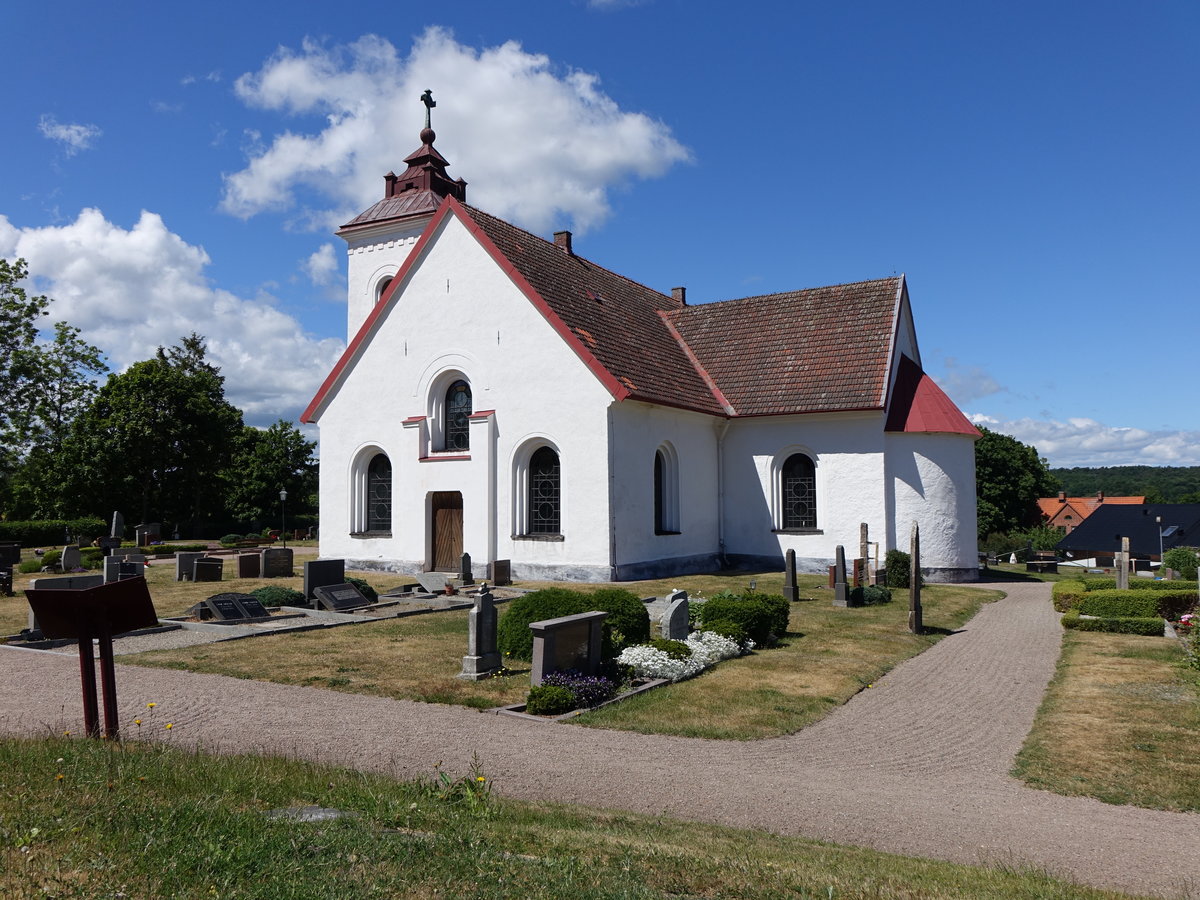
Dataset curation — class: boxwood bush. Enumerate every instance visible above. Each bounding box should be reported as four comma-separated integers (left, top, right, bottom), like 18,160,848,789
1080,576,1117,591
701,618,747,646
742,591,791,637
1052,580,1088,612
1080,588,1196,620
1061,612,1164,636
1077,594,1159,618
648,637,692,659
584,588,650,652
219,533,244,546
698,595,774,646
250,586,306,608
849,585,892,606
885,549,916,588
525,684,576,716
497,589,590,661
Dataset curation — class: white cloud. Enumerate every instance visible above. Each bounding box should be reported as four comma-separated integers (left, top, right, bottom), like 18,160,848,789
968,414,1200,468
221,28,690,234
0,210,343,425
933,357,1003,405
304,242,339,286
37,115,102,156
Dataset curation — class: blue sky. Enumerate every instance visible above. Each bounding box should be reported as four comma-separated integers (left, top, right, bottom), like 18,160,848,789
3,0,1197,467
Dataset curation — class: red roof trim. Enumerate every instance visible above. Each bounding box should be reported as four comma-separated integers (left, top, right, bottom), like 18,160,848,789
468,409,496,419
657,311,734,416
445,198,630,403
885,355,980,437
402,415,427,424
301,200,459,423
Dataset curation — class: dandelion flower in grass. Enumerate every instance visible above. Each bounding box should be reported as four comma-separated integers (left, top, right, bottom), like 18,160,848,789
146,702,157,709
134,719,141,726
55,773,64,781
476,776,486,783
165,723,173,730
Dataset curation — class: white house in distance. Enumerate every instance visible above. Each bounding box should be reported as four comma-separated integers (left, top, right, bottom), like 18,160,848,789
302,114,980,583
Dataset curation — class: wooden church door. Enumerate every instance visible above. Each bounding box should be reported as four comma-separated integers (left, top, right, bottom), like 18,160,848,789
431,491,463,571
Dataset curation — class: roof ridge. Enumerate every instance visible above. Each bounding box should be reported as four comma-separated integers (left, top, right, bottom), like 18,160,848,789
697,275,902,309
461,204,683,309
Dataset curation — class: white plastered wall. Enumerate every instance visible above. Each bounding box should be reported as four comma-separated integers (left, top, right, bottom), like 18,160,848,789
343,218,431,341
885,432,979,578
720,412,888,570
316,212,616,577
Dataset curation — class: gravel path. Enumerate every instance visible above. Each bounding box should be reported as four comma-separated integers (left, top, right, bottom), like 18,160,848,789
2,581,1198,898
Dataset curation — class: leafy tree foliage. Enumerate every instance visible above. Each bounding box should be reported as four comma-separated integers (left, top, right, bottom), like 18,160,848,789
1051,465,1200,503
0,259,107,517
58,335,243,532
223,420,317,527
975,427,1060,540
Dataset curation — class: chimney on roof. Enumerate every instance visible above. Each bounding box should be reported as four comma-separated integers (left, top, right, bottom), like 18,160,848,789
554,231,573,255
1097,491,1104,502
1058,491,1066,503
672,286,687,305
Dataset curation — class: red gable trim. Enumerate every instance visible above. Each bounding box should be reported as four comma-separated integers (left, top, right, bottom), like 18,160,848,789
301,200,459,423
885,355,980,437
446,198,631,404
658,311,734,416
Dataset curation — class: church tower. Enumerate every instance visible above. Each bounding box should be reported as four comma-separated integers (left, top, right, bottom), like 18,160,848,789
338,90,467,339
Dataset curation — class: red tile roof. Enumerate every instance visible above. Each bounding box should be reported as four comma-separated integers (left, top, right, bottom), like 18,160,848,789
885,355,981,437
665,278,902,416
1037,495,1146,521
305,198,973,429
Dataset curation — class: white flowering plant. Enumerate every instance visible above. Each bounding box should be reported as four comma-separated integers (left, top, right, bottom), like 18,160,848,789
617,630,751,682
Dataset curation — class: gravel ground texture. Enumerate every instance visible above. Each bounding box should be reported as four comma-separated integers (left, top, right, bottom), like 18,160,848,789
2,581,1198,898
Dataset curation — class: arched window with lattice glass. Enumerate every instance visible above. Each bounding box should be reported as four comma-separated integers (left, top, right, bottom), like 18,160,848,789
444,380,471,451
781,453,816,530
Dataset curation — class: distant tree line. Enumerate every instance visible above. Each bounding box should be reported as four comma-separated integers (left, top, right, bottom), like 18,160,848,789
0,258,317,539
1050,465,1200,504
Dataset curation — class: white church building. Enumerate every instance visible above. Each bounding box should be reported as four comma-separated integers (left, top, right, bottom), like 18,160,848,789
302,114,980,583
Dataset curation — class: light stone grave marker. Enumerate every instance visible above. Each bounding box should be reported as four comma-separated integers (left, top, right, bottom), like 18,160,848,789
459,584,501,680
661,593,690,641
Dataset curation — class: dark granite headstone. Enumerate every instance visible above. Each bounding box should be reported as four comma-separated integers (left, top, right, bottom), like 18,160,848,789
97,536,123,555
490,559,511,586
459,552,474,586
237,595,271,618
237,552,261,579
204,593,250,620
110,511,124,539
176,551,204,582
0,542,21,566
313,583,371,612
909,522,923,634
304,558,345,599
833,545,850,607
261,547,294,578
193,557,224,582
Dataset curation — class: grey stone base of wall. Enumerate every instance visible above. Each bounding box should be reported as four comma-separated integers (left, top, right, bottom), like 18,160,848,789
920,567,980,584
510,563,614,583
611,553,723,582
726,553,838,574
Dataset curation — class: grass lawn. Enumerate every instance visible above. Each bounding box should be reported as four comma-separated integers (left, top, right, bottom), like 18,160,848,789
1013,629,1200,812
0,736,1140,900
120,570,999,740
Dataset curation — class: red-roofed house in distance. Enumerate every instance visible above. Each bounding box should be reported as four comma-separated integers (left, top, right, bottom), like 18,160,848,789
302,107,982,583
1038,492,1146,535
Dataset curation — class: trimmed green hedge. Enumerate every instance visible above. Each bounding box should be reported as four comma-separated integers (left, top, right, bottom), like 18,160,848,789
1077,594,1159,618
497,589,590,662
1079,576,1117,591
249,586,306,608
0,519,107,546
1080,588,1197,620
136,544,209,555
1061,612,1164,636
1052,580,1088,612
698,595,774,646
584,587,650,653
849,585,893,607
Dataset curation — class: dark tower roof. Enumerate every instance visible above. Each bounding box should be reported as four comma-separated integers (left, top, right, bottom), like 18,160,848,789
338,120,467,234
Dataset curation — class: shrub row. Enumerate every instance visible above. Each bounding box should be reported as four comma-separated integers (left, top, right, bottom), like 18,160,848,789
698,591,789,647
1076,594,1159,618
1051,580,1088,612
1079,589,1196,621
1061,612,1164,636
849,585,893,607
0,519,107,546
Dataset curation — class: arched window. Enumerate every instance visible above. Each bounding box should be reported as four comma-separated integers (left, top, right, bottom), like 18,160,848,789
366,454,392,533
444,380,471,451
654,443,680,534
528,446,561,535
375,275,394,303
780,453,816,530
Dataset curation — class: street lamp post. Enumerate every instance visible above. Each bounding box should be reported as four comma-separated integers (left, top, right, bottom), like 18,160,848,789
280,489,288,550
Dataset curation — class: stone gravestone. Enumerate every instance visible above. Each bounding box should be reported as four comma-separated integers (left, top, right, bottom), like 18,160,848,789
529,610,608,686
416,571,451,594
459,552,475,586
860,522,872,585
204,592,250,620
661,593,690,641
175,551,204,582
60,545,82,572
261,547,294,578
832,545,850,607
236,552,261,579
459,584,502,680
237,594,271,618
783,549,798,603
0,543,20,567
110,511,124,539
105,556,145,583
313,583,372,612
490,559,512,586
1115,537,1131,590
304,559,345,600
193,557,224,582
97,536,123,555
103,556,122,583
909,522,923,634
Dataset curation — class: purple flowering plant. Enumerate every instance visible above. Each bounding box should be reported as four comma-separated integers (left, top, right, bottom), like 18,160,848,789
540,670,618,709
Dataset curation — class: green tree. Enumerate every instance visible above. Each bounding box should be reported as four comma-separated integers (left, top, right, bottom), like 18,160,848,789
0,259,107,517
59,335,243,533
975,427,1060,540
222,420,317,528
